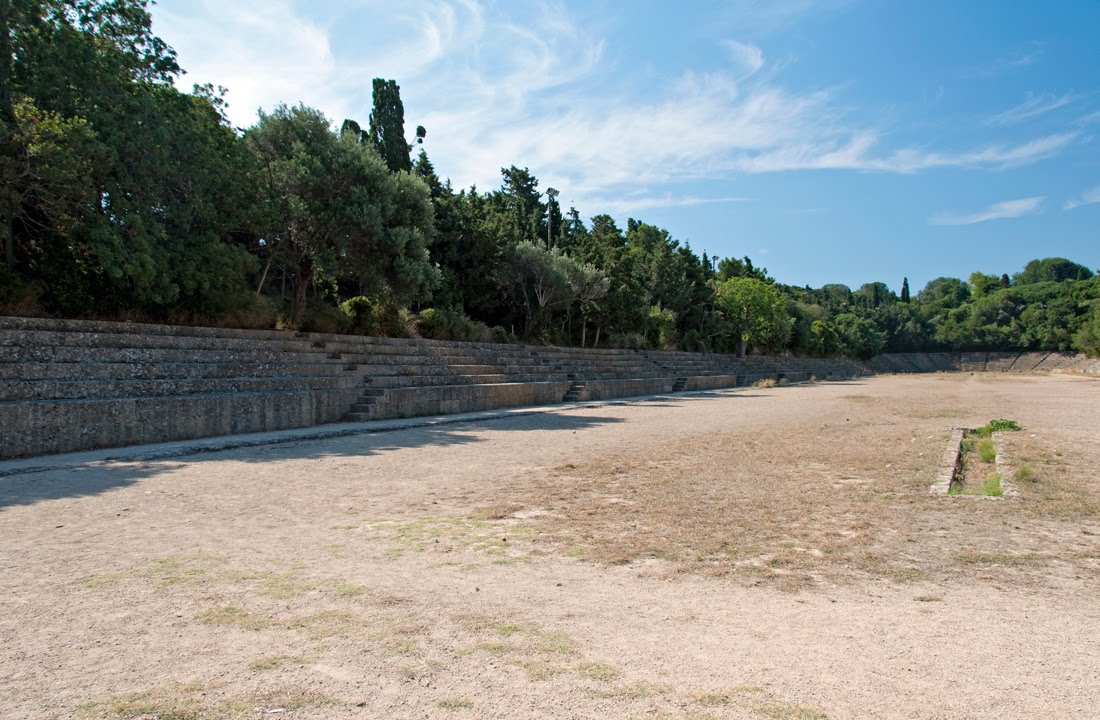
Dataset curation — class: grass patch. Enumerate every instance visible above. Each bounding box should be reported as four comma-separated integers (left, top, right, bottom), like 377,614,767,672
195,606,269,631
330,579,369,597
258,573,315,600
754,702,828,719
81,571,132,588
576,661,621,681
288,609,363,639
980,473,1004,497
956,552,1029,566
78,684,334,719
591,680,673,700
977,438,997,463
1014,465,1036,483
438,698,473,710
248,655,307,671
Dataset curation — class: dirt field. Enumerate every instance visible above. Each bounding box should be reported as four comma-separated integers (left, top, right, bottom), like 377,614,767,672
2,373,1099,719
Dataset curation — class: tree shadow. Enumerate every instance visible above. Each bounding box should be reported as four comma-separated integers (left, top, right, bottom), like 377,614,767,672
0,411,625,509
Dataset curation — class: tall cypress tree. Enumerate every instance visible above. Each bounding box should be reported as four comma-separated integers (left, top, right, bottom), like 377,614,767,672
900,277,910,303
368,78,411,173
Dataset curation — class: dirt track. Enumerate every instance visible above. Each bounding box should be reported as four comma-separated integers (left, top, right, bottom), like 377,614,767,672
2,373,1099,719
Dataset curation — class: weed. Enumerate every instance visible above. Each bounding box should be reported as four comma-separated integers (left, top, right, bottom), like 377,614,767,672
977,438,996,463
438,698,473,710
976,418,1022,436
980,473,1004,497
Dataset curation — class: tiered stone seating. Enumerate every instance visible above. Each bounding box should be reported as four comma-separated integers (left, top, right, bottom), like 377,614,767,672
333,336,570,421
869,351,1088,375
901,353,940,372
0,316,869,459
959,352,988,371
1010,352,1049,371
0,317,361,458
928,353,958,371
984,352,1020,371
1033,352,1085,371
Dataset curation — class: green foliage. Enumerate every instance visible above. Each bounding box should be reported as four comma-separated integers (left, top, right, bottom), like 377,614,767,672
298,302,346,335
980,473,1004,497
416,308,492,342
368,78,412,173
1014,257,1093,285
987,418,1021,433
714,277,791,356
340,295,410,337
0,7,1093,361
977,438,996,463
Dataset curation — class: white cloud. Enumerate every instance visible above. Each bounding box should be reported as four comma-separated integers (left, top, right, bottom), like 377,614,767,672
929,197,1045,226
960,43,1044,79
586,193,753,215
153,2,1082,215
721,39,765,75
987,92,1077,126
1064,185,1100,210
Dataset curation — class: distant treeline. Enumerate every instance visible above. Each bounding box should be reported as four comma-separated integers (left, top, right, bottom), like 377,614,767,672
1,2,1098,359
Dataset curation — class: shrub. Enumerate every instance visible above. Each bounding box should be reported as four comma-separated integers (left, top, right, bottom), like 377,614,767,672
298,302,346,334
415,308,492,342
340,295,412,337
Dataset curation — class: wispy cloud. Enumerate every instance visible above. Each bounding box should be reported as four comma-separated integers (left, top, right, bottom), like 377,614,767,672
721,39,765,75
1064,185,1100,210
929,197,1045,226
1075,109,1100,127
987,92,1077,126
154,2,1081,216
961,43,1044,79
587,193,753,215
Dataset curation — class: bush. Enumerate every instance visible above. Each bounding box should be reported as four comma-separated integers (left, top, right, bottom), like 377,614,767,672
298,302,346,334
219,293,278,330
416,308,492,342
609,332,646,349
490,325,513,344
340,295,413,338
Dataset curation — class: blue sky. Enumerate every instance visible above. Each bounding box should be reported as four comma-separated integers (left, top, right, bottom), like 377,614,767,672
152,1,1100,293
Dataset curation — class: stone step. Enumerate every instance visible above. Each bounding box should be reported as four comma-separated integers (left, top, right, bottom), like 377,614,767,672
0,374,361,401
0,359,357,381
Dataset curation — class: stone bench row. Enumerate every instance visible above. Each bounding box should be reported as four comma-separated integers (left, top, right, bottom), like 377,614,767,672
0,387,360,459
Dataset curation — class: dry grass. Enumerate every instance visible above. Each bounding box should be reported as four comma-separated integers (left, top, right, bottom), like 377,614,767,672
78,683,334,719
473,379,1100,590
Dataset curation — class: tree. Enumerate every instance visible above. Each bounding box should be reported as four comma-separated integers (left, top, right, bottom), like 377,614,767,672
900,277,910,303
714,276,791,357
247,103,437,322
1014,257,1094,285
368,78,411,173
501,240,576,337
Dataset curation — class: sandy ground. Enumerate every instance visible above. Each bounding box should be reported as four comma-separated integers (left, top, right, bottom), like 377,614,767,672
1,373,1099,720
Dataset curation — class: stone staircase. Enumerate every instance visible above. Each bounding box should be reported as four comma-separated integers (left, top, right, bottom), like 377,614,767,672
0,316,869,459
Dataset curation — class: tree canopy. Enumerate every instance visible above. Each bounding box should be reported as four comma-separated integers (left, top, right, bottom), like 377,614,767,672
1,2,1097,360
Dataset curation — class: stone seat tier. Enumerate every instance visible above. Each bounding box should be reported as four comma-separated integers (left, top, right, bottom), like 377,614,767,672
0,374,361,402
0,360,355,381
0,386,360,458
